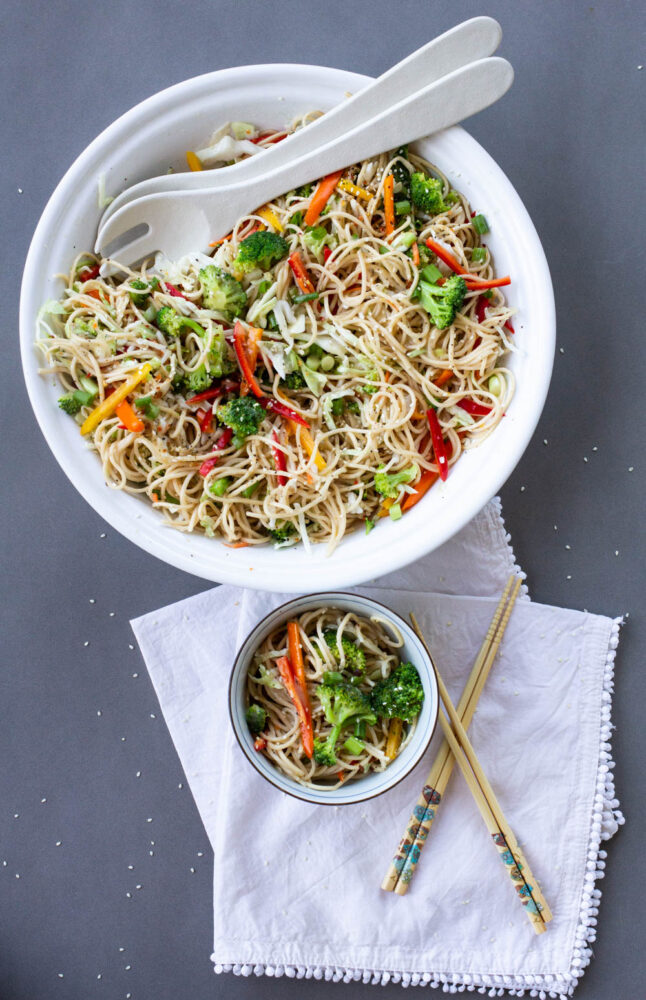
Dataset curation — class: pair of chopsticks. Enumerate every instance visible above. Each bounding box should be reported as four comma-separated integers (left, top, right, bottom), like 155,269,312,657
382,576,552,933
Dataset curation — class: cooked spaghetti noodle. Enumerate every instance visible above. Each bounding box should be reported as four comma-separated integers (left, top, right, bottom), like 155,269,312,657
247,607,420,788
37,117,515,553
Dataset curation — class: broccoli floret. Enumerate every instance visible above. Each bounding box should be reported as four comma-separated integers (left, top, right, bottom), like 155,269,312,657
185,365,212,393
312,682,377,766
269,522,296,544
58,389,94,415
218,396,265,448
245,703,267,735
233,231,289,272
391,146,411,193
374,463,419,499
410,172,448,216
134,396,160,420
155,306,205,339
206,325,234,379
280,370,307,391
417,274,466,330
198,265,247,320
128,277,159,307
323,630,366,675
302,225,336,261
370,662,424,723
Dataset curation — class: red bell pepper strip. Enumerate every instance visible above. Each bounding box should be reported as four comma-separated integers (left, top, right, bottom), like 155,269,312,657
476,295,489,324
260,397,309,428
197,407,214,434
271,430,288,486
458,398,492,417
323,245,333,263
276,655,313,759
198,427,234,476
504,318,515,334
78,264,101,282
163,282,190,299
254,736,267,751
251,131,288,145
426,408,449,481
187,386,224,406
288,251,316,294
233,322,265,398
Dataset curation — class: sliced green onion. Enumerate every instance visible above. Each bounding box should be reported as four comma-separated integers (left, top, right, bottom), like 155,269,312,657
472,214,489,235
164,493,180,504
343,736,365,755
322,670,343,686
389,503,402,521
488,375,503,397
320,354,335,372
266,311,278,330
471,247,487,263
242,481,260,498
257,280,271,296
365,518,375,535
209,477,232,497
378,244,390,255
289,211,304,227
420,263,442,283
292,292,319,304
395,200,411,215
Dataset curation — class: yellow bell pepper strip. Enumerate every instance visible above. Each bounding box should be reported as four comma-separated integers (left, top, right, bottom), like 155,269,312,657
257,205,283,232
288,420,326,470
80,364,151,436
385,717,403,759
304,169,344,226
383,173,395,236
337,178,372,202
378,497,395,518
186,151,203,171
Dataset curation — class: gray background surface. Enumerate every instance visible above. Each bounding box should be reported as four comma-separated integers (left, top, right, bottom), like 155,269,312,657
1,1,644,997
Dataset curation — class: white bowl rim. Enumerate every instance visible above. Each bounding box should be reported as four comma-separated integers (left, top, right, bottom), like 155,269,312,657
228,590,440,806
20,62,555,591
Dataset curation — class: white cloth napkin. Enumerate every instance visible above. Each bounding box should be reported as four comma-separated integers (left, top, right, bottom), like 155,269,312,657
131,499,623,998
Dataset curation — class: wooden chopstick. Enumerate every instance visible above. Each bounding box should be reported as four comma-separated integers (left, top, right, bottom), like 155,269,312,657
382,575,520,894
410,613,552,934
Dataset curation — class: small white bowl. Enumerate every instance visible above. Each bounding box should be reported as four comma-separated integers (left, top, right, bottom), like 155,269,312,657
20,64,555,592
228,592,439,806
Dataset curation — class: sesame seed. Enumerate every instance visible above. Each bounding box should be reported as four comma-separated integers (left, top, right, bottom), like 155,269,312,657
125,965,131,971
520,485,526,492
55,841,61,847
554,524,558,530
638,64,643,69
565,544,571,550
97,974,102,980
150,840,154,845
89,598,96,604
128,644,134,650
136,884,142,890
119,947,125,952
150,713,156,719
127,865,134,870
121,737,126,742
2,861,6,866
18,187,23,194
178,783,183,789
615,550,619,556
583,456,588,463
566,575,572,580
15,873,20,878
109,612,115,617
197,852,203,857
132,673,139,678
543,439,548,445
149,851,154,856
190,867,195,874
84,641,90,647
14,814,19,819
628,466,634,472
135,771,141,778
559,347,564,354
146,817,152,823
100,533,106,538
57,973,64,979
592,446,598,452
126,892,131,898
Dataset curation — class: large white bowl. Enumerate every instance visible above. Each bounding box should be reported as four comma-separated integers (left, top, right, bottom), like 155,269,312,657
20,64,555,592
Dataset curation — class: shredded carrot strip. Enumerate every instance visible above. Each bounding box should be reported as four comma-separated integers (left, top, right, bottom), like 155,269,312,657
304,169,344,226
186,151,203,171
434,369,453,387
401,470,439,511
412,242,420,267
208,233,232,247
288,251,315,295
115,399,144,433
223,541,250,549
383,173,395,236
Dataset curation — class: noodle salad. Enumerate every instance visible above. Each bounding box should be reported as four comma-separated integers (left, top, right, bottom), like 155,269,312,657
37,117,516,554
245,607,424,788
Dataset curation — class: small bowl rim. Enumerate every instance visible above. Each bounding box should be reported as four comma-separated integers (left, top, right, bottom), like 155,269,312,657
228,590,440,806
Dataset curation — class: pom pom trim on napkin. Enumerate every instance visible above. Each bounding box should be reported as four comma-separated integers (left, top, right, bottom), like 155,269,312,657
212,617,623,998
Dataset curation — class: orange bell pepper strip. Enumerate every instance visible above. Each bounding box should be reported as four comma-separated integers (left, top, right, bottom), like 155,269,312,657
287,621,312,715
276,655,314,759
240,326,263,396
401,469,439,511
80,364,151,436
115,399,144,433
383,173,395,236
287,251,315,295
304,169,344,225
433,368,453,387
